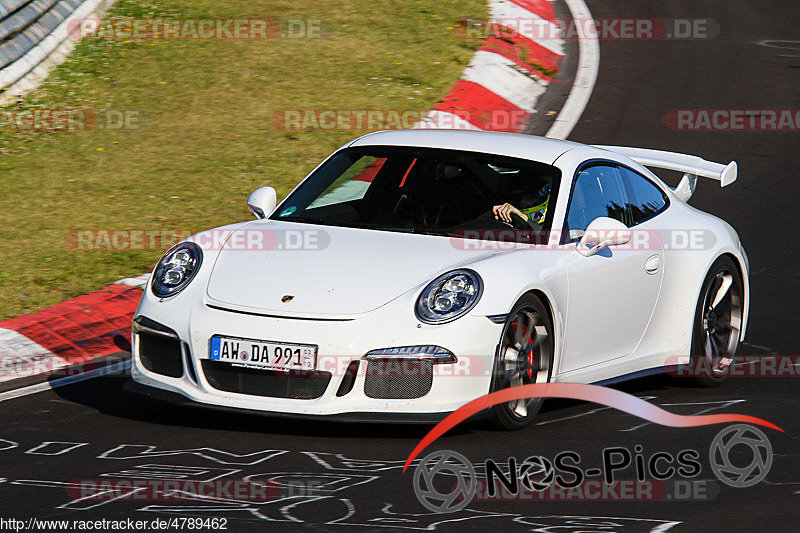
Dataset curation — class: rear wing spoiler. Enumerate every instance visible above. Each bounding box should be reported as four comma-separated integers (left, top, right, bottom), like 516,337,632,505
593,145,737,202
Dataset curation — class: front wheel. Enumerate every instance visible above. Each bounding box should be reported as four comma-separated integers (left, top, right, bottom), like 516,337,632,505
689,256,744,386
489,294,554,430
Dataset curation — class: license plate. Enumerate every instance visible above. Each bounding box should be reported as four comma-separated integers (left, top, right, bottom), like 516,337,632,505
209,336,317,371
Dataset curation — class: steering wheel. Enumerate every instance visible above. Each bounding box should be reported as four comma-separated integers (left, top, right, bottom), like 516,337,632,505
509,211,531,229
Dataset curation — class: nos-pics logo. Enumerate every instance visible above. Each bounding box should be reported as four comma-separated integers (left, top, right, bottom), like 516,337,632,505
413,423,773,513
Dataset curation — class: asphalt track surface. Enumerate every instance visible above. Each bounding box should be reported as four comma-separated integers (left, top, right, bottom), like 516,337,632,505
1,1,799,531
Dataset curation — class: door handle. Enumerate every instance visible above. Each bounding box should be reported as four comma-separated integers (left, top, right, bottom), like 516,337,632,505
645,254,662,275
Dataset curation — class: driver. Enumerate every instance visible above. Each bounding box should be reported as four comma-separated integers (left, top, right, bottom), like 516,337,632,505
492,177,551,227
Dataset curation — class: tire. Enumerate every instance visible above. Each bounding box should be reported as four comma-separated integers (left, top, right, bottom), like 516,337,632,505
688,256,744,386
489,293,555,430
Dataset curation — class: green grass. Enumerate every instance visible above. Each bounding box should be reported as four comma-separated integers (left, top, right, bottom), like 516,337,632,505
0,0,486,319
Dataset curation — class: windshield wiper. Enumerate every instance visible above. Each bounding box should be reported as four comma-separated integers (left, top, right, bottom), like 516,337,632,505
410,227,448,236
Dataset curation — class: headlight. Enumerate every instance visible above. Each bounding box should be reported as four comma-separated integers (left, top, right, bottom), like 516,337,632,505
415,269,483,324
151,242,203,298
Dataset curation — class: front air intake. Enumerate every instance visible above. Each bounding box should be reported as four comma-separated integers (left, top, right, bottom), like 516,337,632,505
135,316,184,378
363,358,433,399
200,360,331,399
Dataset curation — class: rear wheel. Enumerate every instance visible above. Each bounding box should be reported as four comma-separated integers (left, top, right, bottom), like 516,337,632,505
489,294,554,430
689,256,744,386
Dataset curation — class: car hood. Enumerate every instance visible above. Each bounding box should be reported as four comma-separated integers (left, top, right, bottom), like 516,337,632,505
205,220,494,316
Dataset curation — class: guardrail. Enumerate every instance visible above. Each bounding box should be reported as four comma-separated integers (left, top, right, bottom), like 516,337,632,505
0,0,113,104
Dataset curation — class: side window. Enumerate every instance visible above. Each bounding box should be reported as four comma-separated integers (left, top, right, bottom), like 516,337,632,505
566,164,630,237
307,156,386,209
620,167,668,224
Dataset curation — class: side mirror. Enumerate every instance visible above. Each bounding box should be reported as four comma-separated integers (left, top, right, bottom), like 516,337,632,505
246,186,277,219
577,217,631,257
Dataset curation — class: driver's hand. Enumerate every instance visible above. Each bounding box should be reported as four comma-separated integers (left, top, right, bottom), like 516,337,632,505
492,203,526,224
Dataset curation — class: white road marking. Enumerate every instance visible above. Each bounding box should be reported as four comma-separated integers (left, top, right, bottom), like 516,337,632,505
755,39,800,58
0,359,131,403
535,395,657,425
25,442,90,456
546,0,599,140
98,444,288,465
461,50,548,113
740,342,778,355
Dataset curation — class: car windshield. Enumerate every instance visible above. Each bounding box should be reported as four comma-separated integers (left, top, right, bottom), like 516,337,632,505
270,146,561,239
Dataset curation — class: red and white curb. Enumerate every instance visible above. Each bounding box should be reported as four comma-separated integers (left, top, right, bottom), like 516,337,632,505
418,0,564,132
0,0,598,393
0,283,143,387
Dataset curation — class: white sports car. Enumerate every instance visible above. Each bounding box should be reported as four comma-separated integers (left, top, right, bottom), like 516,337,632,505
131,130,748,429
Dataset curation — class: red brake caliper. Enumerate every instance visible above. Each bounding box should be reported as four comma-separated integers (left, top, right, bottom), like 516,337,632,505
510,322,534,380
526,333,534,379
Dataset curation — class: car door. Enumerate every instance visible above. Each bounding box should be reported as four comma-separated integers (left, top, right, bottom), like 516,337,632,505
558,162,665,373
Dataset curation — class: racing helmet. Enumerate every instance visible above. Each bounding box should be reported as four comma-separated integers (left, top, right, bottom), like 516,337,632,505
505,175,552,212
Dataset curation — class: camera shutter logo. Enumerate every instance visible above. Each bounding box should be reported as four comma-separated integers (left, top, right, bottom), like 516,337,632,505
519,455,555,491
413,450,476,513
710,424,772,488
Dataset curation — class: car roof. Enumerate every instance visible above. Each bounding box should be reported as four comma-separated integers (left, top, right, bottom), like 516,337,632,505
346,129,584,165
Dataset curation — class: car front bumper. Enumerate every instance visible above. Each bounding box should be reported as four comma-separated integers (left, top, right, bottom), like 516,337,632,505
131,294,502,417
